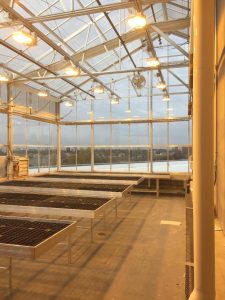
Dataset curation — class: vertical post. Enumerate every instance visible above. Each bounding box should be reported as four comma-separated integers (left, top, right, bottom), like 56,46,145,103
110,104,112,172
156,178,159,198
8,257,12,289
7,84,13,179
149,71,153,173
189,0,215,300
56,103,61,172
67,234,72,264
37,122,40,173
90,219,94,242
91,124,94,172
91,99,94,172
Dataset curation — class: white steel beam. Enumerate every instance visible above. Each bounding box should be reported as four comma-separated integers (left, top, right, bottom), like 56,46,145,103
168,69,189,90
61,116,191,126
21,18,190,79
12,61,188,84
151,24,189,57
0,0,120,98
0,0,171,27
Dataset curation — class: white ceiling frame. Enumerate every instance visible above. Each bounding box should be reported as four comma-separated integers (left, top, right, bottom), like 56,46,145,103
151,24,189,57
12,61,188,84
0,0,172,27
20,17,190,80
168,69,189,90
0,0,121,99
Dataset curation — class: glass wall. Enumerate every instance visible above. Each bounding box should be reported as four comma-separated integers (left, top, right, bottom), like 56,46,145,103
59,68,191,173
60,121,191,173
13,117,57,173
0,113,7,155
61,125,92,171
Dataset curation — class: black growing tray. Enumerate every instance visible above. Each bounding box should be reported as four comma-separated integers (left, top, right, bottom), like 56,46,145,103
0,181,129,192
0,217,68,246
0,193,110,211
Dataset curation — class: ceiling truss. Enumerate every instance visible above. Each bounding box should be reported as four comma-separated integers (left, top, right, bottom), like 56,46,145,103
0,0,190,101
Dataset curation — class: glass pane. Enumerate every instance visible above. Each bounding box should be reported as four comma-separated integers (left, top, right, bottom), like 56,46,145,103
169,122,189,145
77,125,91,146
169,146,189,172
130,97,148,119
111,98,129,120
112,124,129,145
130,148,148,172
94,99,111,120
111,148,129,172
94,125,111,145
152,148,168,172
61,126,76,146
0,114,7,145
153,123,168,146
130,124,149,145
39,147,50,172
77,147,91,171
76,100,92,121
94,148,110,171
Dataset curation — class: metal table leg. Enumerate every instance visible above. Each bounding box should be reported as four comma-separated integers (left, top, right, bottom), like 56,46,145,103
90,219,94,242
115,199,118,217
9,257,12,289
156,179,159,198
68,234,72,264
103,210,106,228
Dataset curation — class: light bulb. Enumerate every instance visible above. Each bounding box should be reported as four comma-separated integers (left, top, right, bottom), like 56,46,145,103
12,31,37,46
146,57,160,67
156,81,167,90
128,13,147,29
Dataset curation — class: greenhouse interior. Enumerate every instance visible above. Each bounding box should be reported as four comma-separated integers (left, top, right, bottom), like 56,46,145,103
0,0,224,299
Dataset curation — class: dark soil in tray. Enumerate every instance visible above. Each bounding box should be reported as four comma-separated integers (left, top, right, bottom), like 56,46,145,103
0,193,110,210
0,217,68,246
0,181,129,192
41,174,141,181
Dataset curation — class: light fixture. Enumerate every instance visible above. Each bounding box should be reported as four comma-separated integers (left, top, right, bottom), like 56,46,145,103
12,30,37,46
146,57,160,67
156,81,167,90
163,95,170,101
64,66,80,76
111,95,119,105
64,100,74,107
38,90,49,97
93,83,104,94
0,72,11,82
128,12,147,29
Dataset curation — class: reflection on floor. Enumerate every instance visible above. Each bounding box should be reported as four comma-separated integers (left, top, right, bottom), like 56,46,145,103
0,195,185,300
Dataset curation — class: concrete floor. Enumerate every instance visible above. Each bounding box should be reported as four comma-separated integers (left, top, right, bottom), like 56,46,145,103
0,195,186,300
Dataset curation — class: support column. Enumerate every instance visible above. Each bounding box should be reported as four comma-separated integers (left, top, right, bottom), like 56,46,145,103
90,99,94,172
6,84,13,179
56,103,61,171
91,124,94,172
189,0,215,300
